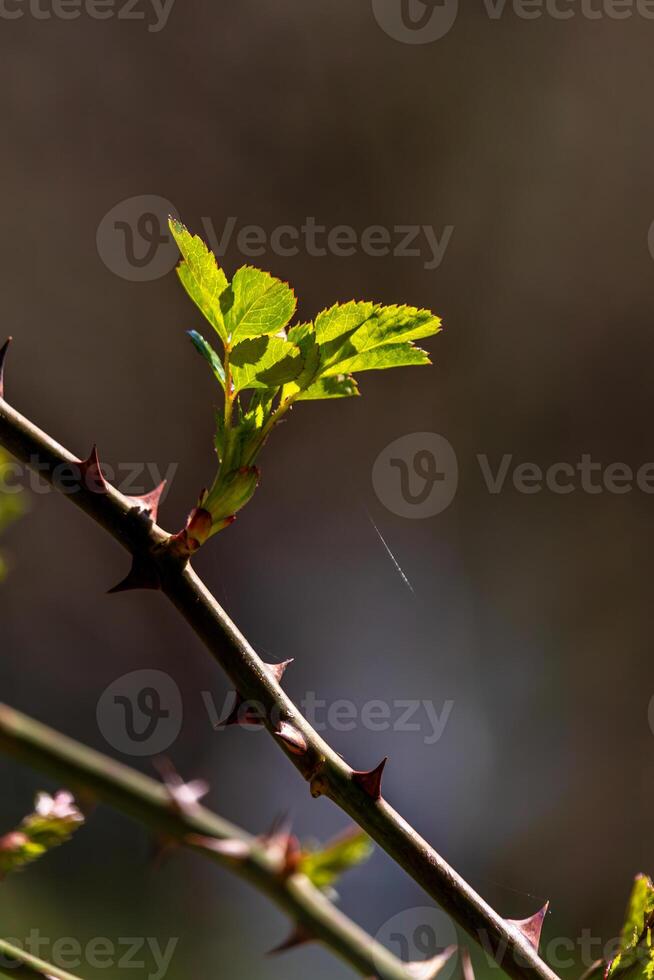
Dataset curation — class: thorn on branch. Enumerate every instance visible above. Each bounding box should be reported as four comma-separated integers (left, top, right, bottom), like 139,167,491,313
406,945,457,979
78,445,110,496
186,834,252,862
107,556,161,594
216,661,294,729
267,925,314,956
127,481,167,522
0,337,11,400
506,902,549,951
260,817,302,877
274,722,308,757
352,758,388,802
154,758,209,816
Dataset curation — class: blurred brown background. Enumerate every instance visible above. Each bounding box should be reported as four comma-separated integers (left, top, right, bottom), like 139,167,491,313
1,1,653,977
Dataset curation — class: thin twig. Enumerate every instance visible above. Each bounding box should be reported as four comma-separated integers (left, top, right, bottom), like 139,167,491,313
0,369,559,980
0,938,83,980
0,703,414,980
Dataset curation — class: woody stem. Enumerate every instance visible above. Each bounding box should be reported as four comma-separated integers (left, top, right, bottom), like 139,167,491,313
0,703,411,980
0,382,560,980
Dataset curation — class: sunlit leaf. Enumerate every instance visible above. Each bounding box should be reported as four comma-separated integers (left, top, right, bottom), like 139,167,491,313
170,219,229,343
223,266,296,343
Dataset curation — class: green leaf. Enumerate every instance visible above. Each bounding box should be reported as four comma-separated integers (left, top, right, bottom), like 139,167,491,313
299,829,373,891
321,303,440,374
223,266,296,343
297,374,359,400
608,876,654,980
230,335,303,393
188,331,225,388
169,220,229,343
323,342,430,375
0,792,84,877
314,301,376,344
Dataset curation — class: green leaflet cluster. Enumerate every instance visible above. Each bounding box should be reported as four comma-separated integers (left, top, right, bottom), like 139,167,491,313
169,219,442,552
0,791,84,877
0,449,24,581
298,828,373,898
605,876,654,980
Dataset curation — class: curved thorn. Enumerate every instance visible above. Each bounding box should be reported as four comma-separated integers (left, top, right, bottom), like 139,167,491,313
267,925,314,956
128,481,167,522
274,722,308,757
0,337,12,400
78,445,109,495
407,945,458,980
215,694,264,729
266,659,294,684
108,557,161,594
506,902,549,951
352,758,387,802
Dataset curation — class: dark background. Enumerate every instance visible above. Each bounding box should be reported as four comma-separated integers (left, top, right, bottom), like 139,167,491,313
1,2,653,977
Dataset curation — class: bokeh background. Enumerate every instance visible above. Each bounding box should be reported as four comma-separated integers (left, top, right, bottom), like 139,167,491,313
1,1,653,977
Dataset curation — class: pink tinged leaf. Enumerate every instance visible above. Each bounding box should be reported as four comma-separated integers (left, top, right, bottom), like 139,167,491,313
267,925,315,956
506,902,549,951
352,758,388,802
0,336,11,400
407,945,458,980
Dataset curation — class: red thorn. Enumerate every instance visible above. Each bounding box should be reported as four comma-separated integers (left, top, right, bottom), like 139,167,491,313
215,694,264,729
407,945,457,980
186,834,251,861
275,722,308,757
352,758,388,802
266,659,294,684
128,481,167,522
0,337,11,400
107,557,161,594
507,902,549,951
78,445,109,495
215,662,292,729
267,925,314,956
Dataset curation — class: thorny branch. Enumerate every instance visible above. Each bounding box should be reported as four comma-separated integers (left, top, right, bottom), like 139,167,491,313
0,338,558,980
